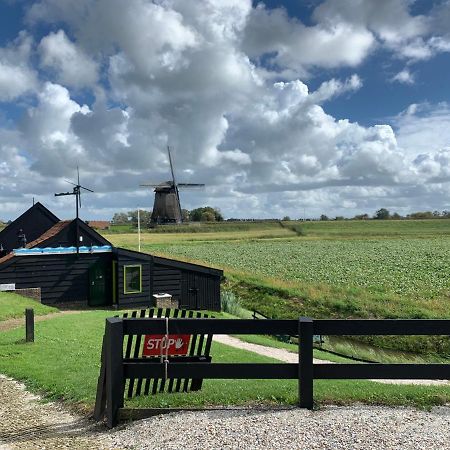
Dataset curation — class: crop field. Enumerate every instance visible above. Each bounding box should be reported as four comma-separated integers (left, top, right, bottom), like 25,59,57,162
107,219,450,323
145,238,450,299
109,220,450,299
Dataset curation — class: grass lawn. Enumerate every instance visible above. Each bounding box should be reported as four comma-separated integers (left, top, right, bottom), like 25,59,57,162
1,311,450,411
0,292,58,322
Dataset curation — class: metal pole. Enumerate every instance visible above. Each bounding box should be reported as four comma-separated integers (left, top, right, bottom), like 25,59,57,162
76,189,80,256
25,308,34,342
137,208,141,252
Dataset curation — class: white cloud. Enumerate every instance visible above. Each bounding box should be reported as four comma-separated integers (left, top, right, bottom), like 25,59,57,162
394,103,450,156
392,69,415,84
39,30,99,88
243,4,374,75
309,74,363,103
0,33,37,101
20,82,90,175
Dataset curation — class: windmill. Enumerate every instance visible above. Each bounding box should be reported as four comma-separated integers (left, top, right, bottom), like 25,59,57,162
55,167,94,254
140,147,205,224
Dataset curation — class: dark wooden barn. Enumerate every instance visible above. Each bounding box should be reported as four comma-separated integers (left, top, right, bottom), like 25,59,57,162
0,204,222,310
0,202,59,257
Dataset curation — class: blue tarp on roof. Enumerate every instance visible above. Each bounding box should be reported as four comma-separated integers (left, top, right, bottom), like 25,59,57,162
14,245,112,256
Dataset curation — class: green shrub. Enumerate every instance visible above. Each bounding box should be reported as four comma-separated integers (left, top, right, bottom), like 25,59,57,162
221,290,245,317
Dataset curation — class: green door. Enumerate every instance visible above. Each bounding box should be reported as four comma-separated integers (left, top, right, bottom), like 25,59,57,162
89,261,108,306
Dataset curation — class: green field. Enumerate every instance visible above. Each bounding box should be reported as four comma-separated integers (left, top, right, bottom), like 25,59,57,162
107,219,450,355
108,219,450,304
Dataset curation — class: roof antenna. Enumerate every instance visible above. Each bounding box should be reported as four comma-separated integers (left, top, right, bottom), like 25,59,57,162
54,167,94,256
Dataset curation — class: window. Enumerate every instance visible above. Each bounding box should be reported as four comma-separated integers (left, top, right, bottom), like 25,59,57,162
124,265,142,294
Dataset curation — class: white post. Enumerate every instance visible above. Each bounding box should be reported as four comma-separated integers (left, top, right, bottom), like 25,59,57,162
137,208,141,252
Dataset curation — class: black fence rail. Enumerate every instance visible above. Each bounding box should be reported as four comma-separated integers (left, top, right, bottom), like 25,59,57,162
96,316,450,428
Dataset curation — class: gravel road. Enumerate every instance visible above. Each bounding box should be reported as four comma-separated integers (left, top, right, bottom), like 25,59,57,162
0,375,109,449
107,406,450,450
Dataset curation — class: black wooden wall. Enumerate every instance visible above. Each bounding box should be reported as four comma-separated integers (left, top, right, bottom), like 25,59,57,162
153,257,222,311
115,249,222,310
0,253,111,304
116,249,152,307
153,263,182,299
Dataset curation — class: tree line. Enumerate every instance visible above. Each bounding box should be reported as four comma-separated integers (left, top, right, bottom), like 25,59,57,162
319,209,450,221
111,206,223,226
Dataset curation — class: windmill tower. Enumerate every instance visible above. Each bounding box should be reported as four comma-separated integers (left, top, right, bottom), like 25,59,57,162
140,147,204,224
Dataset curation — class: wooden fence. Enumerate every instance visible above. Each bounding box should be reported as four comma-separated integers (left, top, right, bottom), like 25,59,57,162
96,316,450,428
94,308,213,426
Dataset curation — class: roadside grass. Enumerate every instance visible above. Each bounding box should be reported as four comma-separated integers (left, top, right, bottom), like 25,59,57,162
106,221,286,235
225,274,450,357
1,311,450,410
0,292,58,322
107,228,295,246
105,219,450,239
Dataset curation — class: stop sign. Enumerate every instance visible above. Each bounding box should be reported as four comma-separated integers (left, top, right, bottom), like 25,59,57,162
142,334,191,356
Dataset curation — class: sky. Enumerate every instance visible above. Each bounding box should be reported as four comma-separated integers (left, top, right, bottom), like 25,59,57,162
0,0,450,221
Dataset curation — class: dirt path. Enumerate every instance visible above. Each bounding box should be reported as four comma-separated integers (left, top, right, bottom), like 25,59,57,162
0,375,110,450
0,311,82,332
213,334,449,386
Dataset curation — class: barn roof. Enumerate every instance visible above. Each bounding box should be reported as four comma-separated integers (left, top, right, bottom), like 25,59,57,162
25,220,72,248
0,218,112,265
85,221,110,230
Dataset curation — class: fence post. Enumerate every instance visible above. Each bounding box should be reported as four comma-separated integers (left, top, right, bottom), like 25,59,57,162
105,317,124,428
299,316,314,409
25,308,34,342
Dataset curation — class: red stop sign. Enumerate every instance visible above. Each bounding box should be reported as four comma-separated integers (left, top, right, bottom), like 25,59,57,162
142,334,191,356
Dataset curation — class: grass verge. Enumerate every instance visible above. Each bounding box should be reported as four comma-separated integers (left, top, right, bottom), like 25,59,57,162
1,311,450,410
0,292,58,322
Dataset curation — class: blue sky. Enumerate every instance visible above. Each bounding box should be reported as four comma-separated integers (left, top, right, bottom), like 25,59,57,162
0,0,450,221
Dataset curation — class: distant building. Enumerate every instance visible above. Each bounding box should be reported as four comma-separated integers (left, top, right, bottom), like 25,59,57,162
86,220,111,230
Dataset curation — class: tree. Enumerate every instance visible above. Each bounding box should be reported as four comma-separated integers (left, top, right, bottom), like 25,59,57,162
181,209,190,222
201,211,216,222
282,216,291,221
320,214,329,221
111,212,129,225
374,208,390,220
128,209,152,227
408,211,433,219
353,213,369,220
190,206,223,222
